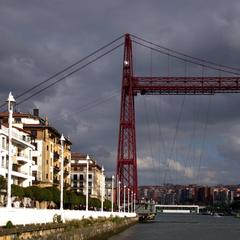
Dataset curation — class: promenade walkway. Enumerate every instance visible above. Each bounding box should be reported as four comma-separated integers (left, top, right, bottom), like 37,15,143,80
0,207,136,226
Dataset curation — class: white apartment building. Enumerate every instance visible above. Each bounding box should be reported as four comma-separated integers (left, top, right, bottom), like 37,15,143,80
71,152,105,200
0,110,72,188
0,123,35,187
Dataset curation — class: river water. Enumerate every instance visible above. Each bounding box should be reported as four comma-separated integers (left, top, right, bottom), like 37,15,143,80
108,214,240,240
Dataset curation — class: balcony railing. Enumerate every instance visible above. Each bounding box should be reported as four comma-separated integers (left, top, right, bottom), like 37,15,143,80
53,166,60,174
53,177,60,185
54,151,59,162
64,157,69,165
17,152,29,159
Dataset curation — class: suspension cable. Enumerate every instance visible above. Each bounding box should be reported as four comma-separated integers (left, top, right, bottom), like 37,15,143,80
132,40,240,76
131,34,240,73
15,42,123,107
0,34,124,108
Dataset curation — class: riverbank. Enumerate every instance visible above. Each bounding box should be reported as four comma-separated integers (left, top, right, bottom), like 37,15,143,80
0,216,138,240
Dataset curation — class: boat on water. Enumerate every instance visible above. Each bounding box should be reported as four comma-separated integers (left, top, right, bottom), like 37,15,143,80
138,213,156,222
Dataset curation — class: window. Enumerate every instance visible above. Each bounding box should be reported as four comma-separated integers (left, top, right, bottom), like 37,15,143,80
47,145,49,151
51,144,52,152
32,142,38,150
89,174,92,179
73,174,78,180
32,157,37,165
1,156,4,167
80,174,84,180
15,118,21,123
46,173,48,179
46,159,48,165
31,130,37,138
1,137,5,149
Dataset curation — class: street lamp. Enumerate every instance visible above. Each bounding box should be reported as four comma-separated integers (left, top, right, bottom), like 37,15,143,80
131,191,133,213
86,154,90,211
101,166,104,212
134,193,136,213
123,185,126,213
6,92,15,209
60,134,65,211
127,188,130,213
118,181,121,212
111,175,114,212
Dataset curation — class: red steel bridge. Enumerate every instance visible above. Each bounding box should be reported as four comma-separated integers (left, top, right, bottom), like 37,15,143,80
117,33,240,204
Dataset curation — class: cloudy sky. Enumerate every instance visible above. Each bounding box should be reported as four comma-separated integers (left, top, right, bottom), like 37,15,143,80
1,0,240,186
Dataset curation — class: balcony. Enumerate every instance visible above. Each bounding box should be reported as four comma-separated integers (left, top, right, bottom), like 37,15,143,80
53,177,60,185
53,166,60,175
53,151,59,162
12,170,29,179
32,164,38,171
16,152,29,164
64,157,69,166
64,170,70,176
64,183,70,189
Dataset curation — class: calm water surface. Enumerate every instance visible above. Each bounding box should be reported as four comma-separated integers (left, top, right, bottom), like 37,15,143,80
109,214,240,240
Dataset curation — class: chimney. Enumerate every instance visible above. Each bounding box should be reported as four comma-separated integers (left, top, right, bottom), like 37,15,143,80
33,108,39,117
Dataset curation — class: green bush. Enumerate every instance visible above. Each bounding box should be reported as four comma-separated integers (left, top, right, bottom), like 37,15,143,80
29,186,53,202
104,199,112,210
5,220,14,229
53,214,62,223
11,184,24,198
47,187,60,204
24,186,33,199
0,176,6,190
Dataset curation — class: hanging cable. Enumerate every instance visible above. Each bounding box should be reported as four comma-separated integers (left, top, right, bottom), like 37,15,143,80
131,34,240,73
196,94,212,184
14,43,123,107
143,97,158,185
132,40,240,76
163,95,186,184
50,89,120,125
0,34,124,109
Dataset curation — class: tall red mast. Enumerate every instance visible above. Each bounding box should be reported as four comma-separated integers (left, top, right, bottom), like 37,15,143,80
116,34,137,203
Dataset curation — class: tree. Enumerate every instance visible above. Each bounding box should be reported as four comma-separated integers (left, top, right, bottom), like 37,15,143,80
0,176,6,190
47,187,60,204
89,197,101,209
11,184,24,198
104,199,112,210
24,186,33,199
29,186,52,202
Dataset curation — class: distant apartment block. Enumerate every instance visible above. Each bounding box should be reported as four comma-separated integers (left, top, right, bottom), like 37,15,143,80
71,152,105,200
105,176,115,202
0,122,35,187
0,109,72,188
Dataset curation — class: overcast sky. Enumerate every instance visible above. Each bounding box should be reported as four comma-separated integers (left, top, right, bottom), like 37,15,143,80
1,0,240,186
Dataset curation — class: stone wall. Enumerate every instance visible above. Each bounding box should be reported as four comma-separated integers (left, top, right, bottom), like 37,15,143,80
0,217,138,240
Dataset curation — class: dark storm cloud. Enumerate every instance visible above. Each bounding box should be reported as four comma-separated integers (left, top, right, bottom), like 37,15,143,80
1,0,240,185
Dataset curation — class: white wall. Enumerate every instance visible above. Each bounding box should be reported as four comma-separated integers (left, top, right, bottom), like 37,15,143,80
0,208,136,226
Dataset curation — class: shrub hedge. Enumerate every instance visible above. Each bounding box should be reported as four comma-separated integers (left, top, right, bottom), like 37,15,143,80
6,184,113,210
